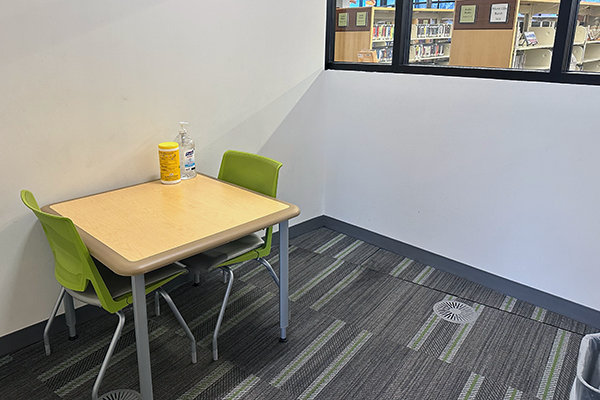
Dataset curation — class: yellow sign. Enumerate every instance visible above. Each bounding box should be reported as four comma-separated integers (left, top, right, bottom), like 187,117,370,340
459,5,477,24
356,12,368,27
338,13,348,27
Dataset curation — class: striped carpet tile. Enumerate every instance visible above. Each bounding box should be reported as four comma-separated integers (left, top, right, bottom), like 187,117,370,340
360,284,451,342
319,236,376,265
362,248,408,274
0,355,12,368
420,269,507,308
308,269,406,326
290,228,343,253
273,324,370,398
297,330,373,400
332,239,379,265
3,227,598,400
366,248,588,336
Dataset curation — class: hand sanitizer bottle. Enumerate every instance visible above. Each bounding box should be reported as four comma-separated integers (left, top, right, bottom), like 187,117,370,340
173,121,196,180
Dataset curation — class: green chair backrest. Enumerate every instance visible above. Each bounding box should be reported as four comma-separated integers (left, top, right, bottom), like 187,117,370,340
20,190,122,312
218,150,282,198
217,151,283,260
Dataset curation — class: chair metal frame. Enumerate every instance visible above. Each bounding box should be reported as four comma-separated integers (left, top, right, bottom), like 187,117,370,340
180,150,283,360
22,190,196,400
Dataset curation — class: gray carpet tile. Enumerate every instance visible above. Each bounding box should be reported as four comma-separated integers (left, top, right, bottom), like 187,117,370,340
585,325,600,335
419,268,507,308
1,357,61,400
289,228,341,252
361,248,407,274
331,239,379,265
446,308,578,395
3,227,598,400
544,310,589,335
363,246,592,336
315,335,472,400
307,268,407,326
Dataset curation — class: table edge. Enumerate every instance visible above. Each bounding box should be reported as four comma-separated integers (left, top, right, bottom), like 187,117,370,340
42,175,301,276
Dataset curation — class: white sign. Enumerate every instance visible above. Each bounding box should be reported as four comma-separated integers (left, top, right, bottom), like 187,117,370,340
490,3,509,23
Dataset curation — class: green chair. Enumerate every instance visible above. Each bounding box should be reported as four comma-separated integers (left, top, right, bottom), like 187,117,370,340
21,190,196,400
179,150,282,360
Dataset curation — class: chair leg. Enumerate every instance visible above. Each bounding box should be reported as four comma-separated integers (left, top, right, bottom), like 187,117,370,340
258,257,280,288
157,288,197,364
223,269,228,284
92,310,125,400
43,287,66,356
213,267,234,361
155,291,161,316
63,292,78,340
195,271,201,286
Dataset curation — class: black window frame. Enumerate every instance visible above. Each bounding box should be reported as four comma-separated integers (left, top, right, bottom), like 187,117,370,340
325,0,600,86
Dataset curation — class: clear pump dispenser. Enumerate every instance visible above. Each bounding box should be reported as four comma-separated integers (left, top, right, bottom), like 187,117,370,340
173,121,196,180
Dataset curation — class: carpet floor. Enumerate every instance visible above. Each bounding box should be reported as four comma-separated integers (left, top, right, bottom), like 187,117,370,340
1,227,597,400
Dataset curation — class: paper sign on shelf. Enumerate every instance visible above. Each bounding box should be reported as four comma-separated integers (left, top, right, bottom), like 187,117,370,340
490,3,509,23
459,5,477,24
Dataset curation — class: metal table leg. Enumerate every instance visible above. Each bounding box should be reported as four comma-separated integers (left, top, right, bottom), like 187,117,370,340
132,274,153,400
279,220,289,342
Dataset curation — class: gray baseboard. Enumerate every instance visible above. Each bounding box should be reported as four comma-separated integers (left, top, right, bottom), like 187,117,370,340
3,214,598,357
0,275,191,357
272,215,326,243
0,304,106,357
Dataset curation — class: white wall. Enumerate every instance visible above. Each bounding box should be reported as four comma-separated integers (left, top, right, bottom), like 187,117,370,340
323,70,600,311
0,0,326,337
4,0,599,340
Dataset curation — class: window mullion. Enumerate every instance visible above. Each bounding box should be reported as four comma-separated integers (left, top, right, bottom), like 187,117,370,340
325,0,337,67
392,0,412,66
550,0,580,78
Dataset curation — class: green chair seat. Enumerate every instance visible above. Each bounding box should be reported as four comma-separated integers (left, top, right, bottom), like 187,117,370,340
68,261,187,307
181,233,264,272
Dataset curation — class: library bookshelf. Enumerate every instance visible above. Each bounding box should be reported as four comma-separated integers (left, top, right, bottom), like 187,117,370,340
334,1,600,71
335,7,395,63
410,9,454,64
334,7,454,65
512,0,600,71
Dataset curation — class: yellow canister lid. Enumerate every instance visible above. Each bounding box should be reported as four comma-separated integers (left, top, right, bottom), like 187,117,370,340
158,141,179,150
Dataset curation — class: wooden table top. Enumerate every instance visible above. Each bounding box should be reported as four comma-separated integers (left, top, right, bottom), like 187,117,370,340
43,174,300,276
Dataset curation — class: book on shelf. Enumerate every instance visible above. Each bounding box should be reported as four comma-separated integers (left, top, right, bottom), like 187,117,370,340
415,23,451,39
375,47,393,62
373,22,394,40
523,31,538,46
413,42,446,59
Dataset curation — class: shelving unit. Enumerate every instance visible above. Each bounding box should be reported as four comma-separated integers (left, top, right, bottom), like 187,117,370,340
514,27,555,69
512,0,600,71
409,9,454,64
334,6,395,63
334,7,453,64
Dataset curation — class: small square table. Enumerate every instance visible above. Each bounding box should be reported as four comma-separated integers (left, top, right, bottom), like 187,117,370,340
43,174,300,399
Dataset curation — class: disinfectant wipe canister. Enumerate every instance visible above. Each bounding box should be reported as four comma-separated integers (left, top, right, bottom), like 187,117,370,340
158,142,181,184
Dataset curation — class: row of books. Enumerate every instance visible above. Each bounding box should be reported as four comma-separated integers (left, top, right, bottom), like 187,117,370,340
373,22,395,40
414,23,451,39
588,26,600,41
375,47,393,63
412,43,448,60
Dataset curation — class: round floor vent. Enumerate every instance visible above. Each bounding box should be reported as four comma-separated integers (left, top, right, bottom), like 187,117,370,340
433,300,478,324
99,390,143,400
